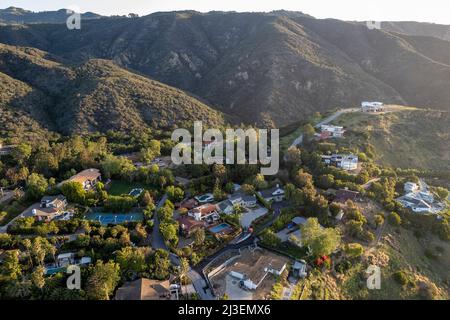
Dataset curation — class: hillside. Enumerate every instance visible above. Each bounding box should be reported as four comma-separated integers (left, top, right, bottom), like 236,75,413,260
0,44,225,139
331,107,450,171
2,11,450,126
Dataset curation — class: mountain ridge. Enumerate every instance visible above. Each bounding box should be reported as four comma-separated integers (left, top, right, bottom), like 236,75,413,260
0,43,226,141
1,9,450,127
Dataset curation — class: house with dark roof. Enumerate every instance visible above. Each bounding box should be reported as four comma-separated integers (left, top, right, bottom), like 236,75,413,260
177,216,205,237
216,199,234,215
258,185,285,203
115,278,172,300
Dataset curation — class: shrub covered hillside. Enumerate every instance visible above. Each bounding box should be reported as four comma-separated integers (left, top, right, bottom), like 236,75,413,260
332,107,450,171
0,44,226,141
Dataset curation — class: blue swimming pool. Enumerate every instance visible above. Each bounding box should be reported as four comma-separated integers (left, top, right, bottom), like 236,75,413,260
209,223,232,234
85,212,144,225
45,266,66,275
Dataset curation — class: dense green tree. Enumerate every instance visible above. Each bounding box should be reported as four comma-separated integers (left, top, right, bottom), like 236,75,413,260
166,186,184,202
388,212,402,226
115,247,146,274
26,173,48,201
303,124,316,141
260,229,282,247
285,146,302,166
344,243,364,258
12,143,32,165
434,187,449,201
87,260,120,300
0,250,22,280
31,266,46,290
160,221,178,246
294,169,314,189
317,174,335,189
301,218,341,258
140,140,161,164
192,228,205,247
150,249,171,280
61,181,86,204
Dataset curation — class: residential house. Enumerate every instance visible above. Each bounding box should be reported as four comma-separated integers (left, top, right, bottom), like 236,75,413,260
319,125,345,138
229,253,288,290
232,184,242,193
361,101,384,112
0,143,16,156
397,196,432,213
56,252,91,267
404,182,419,193
32,195,68,222
258,185,285,203
64,168,102,190
241,194,257,207
217,193,257,214
322,154,359,171
216,200,235,215
177,216,205,237
115,278,172,300
188,204,220,221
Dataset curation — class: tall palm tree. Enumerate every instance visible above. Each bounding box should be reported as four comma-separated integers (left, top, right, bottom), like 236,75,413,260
178,257,190,300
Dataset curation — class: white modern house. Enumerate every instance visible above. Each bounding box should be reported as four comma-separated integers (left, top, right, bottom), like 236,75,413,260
230,259,287,290
361,101,384,112
322,154,359,171
396,182,444,214
188,204,220,221
320,124,346,138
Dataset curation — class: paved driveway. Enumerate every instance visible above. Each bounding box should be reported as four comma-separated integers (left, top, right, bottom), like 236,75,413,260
276,228,302,242
240,207,268,228
0,202,39,233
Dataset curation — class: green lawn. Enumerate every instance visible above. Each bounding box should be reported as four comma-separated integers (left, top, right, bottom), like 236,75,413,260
107,180,155,196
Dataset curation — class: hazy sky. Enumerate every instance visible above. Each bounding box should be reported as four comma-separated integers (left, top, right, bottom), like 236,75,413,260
1,0,450,24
